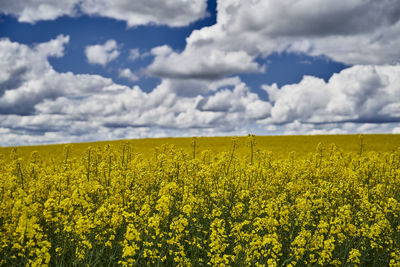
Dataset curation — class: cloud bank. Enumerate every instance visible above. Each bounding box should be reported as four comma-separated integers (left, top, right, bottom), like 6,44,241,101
262,65,400,125
147,0,400,80
1,0,400,145
0,37,273,145
1,36,399,146
0,0,208,26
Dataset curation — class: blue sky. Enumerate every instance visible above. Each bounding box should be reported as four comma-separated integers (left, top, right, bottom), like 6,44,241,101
1,0,400,145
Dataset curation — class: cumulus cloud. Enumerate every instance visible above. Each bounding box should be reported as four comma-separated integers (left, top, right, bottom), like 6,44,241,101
0,0,80,23
1,36,400,146
147,45,263,80
197,82,271,119
32,77,271,130
0,35,69,85
119,68,139,82
260,64,400,126
128,48,141,61
0,36,124,116
0,37,274,146
148,0,400,80
85,40,120,66
0,0,208,26
224,1,400,38
1,75,273,146
80,0,207,27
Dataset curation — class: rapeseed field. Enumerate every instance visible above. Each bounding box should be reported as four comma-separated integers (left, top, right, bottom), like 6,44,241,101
1,134,400,266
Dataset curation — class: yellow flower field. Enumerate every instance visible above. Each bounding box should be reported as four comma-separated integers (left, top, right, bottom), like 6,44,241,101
1,134,400,266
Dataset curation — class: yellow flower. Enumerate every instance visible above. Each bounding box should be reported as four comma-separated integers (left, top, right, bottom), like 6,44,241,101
348,249,361,265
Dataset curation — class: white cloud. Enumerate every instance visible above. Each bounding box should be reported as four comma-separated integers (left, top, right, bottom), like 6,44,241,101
43,77,270,130
261,64,400,125
148,45,263,80
0,0,208,26
393,126,400,134
258,120,400,136
85,40,120,66
2,29,400,146
80,0,207,27
0,36,124,115
0,75,273,146
197,81,271,119
0,37,275,146
281,121,400,136
119,68,139,82
0,0,80,23
148,0,400,80
128,48,141,61
0,34,69,85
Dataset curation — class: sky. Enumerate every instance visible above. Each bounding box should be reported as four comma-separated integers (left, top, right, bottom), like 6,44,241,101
0,0,400,146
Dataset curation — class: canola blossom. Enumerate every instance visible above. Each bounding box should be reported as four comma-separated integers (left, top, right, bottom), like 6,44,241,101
1,135,400,266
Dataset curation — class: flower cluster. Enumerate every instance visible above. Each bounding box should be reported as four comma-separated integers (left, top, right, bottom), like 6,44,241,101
0,138,400,266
